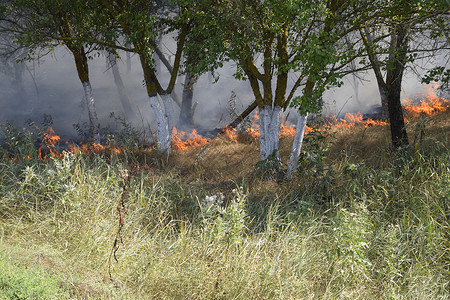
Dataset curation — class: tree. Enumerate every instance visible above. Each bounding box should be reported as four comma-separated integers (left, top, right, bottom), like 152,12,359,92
179,71,198,130
153,43,197,130
188,0,372,178
0,28,36,114
2,0,103,141
359,0,450,150
98,0,189,155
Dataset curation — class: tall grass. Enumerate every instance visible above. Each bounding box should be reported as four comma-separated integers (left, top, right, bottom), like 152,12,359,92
0,114,449,299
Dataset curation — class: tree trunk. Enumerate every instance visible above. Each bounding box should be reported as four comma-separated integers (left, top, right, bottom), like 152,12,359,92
287,113,309,180
259,105,282,161
107,52,137,120
148,95,171,154
82,81,99,142
154,46,183,108
379,86,389,118
386,24,409,150
162,93,175,136
178,72,198,129
70,46,99,142
9,61,30,114
361,28,389,118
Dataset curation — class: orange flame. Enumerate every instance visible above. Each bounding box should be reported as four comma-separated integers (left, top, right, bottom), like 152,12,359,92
38,127,62,159
221,126,239,143
245,111,260,139
402,83,449,117
171,128,208,151
7,83,448,159
330,113,389,128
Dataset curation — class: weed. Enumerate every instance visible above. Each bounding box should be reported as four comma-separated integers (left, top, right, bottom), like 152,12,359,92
254,151,284,180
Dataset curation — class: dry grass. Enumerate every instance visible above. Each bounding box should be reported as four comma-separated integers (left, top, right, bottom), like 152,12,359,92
0,108,448,299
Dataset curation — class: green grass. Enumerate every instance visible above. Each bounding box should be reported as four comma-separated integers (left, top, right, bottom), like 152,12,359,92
0,249,68,299
0,113,449,299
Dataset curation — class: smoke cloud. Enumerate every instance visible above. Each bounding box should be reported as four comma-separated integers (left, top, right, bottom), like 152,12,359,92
0,46,435,140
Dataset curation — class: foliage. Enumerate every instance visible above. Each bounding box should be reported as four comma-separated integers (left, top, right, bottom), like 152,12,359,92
254,151,284,179
422,66,450,85
199,187,248,246
186,0,368,113
101,113,145,150
0,122,38,161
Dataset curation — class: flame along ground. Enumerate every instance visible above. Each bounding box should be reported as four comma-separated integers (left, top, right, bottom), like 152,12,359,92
4,83,449,159
402,82,448,117
172,83,448,150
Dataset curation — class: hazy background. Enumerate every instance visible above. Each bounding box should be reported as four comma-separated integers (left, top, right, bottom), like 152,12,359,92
0,45,437,140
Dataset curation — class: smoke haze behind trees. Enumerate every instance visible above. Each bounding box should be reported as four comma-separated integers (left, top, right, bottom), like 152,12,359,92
0,45,441,140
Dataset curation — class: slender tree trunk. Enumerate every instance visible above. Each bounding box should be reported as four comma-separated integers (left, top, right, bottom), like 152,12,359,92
139,53,173,155
154,46,183,108
361,28,389,118
386,24,409,150
10,61,30,113
126,51,131,73
379,86,389,118
287,113,309,180
162,93,175,137
82,81,99,141
259,105,282,161
70,47,99,141
179,72,198,129
106,52,137,120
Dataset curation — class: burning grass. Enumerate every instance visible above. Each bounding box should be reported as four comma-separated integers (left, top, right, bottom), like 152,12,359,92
2,82,447,163
403,82,450,117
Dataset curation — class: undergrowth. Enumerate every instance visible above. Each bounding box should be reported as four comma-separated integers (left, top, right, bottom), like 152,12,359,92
0,113,448,299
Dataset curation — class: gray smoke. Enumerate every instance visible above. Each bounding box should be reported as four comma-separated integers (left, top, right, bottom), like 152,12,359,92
0,46,437,140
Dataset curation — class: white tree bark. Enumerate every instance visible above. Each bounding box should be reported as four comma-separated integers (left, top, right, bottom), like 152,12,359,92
259,105,282,161
161,93,175,137
82,81,99,142
149,95,171,154
287,113,309,180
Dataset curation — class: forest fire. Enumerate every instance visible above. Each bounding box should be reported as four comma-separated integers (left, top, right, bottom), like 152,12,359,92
2,84,448,159
38,127,62,159
30,127,123,160
329,113,389,128
402,83,449,117
171,128,208,151
66,142,122,155
221,126,239,142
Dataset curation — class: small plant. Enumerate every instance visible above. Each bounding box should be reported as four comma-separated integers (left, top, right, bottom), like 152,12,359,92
254,151,284,180
105,112,144,149
412,116,430,148
298,124,336,200
200,187,248,246
0,122,38,161
320,204,374,293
